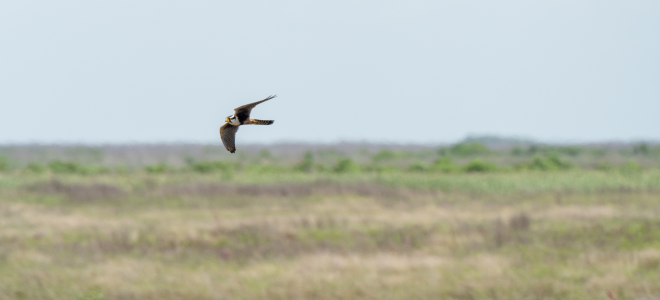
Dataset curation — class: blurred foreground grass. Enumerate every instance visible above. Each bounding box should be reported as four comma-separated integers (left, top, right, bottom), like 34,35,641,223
1,170,660,300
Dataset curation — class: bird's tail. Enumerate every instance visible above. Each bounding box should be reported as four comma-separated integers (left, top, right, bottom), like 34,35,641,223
251,119,274,125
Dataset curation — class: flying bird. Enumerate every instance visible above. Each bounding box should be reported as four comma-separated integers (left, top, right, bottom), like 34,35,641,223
220,95,276,153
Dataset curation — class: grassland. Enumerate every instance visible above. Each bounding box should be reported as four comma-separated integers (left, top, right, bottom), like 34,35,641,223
1,141,660,299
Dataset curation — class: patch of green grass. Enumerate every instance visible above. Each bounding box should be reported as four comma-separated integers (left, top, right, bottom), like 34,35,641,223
144,163,171,174
76,292,107,300
375,170,660,193
0,156,9,171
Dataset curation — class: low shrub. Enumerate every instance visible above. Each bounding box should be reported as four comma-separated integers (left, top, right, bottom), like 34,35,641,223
26,162,45,173
440,142,491,157
189,161,233,174
429,157,458,173
294,151,314,172
407,162,427,172
48,160,86,174
464,159,498,173
519,155,572,171
372,150,397,162
620,161,642,174
145,163,171,174
334,158,361,173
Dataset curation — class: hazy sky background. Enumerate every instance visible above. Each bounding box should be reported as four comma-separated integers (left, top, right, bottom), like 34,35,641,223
1,1,659,144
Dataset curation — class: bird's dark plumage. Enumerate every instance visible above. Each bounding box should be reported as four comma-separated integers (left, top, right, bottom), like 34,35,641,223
233,95,276,124
219,123,239,153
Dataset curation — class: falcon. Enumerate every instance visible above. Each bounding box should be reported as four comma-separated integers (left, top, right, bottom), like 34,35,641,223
219,95,276,153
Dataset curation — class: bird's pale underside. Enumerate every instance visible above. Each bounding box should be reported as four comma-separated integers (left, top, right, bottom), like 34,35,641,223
219,95,276,153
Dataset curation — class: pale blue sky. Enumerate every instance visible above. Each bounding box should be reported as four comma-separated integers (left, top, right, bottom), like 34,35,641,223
1,1,658,144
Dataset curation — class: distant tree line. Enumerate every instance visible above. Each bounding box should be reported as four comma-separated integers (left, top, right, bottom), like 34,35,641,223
0,141,658,175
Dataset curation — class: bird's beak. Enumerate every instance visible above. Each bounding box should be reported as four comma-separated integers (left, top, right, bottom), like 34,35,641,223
225,118,229,122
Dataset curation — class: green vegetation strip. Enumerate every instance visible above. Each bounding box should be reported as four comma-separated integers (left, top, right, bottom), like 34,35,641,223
3,169,660,195
375,170,660,193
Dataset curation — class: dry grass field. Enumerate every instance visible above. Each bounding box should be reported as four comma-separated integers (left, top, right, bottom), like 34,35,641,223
1,170,660,300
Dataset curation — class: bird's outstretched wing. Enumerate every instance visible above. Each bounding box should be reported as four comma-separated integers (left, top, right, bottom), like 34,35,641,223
220,123,240,153
234,95,276,121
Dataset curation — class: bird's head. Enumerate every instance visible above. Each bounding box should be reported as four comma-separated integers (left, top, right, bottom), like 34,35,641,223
225,114,239,125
